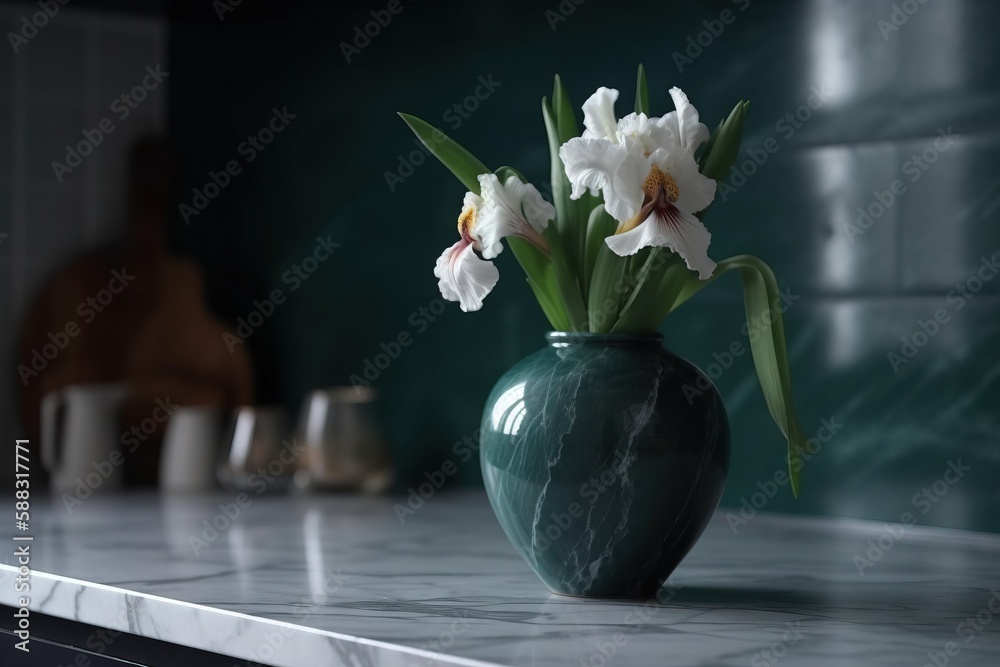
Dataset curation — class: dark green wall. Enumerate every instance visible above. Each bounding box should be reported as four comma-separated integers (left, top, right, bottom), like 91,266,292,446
169,0,1000,531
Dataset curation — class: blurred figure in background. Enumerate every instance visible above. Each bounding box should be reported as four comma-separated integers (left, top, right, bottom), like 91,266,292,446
17,137,254,486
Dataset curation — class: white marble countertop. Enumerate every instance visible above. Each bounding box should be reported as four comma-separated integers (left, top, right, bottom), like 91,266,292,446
2,490,1000,666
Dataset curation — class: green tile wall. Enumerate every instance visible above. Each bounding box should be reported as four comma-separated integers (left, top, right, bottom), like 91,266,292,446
169,0,1000,530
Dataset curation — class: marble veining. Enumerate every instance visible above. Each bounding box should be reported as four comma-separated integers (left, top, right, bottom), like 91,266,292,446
3,492,1000,666
479,333,730,597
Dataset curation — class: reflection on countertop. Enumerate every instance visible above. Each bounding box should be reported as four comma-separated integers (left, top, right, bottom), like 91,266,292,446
2,490,1000,667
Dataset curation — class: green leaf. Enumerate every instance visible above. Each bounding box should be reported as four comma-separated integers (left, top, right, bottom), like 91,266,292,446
693,100,747,221
698,100,749,184
506,236,563,320
696,119,722,166
634,63,650,115
542,95,588,323
499,158,586,331
541,97,569,229
525,265,571,331
670,255,807,496
483,166,567,329
546,224,588,331
587,244,628,332
667,268,715,313
542,94,585,278
582,204,614,298
395,120,574,330
552,75,579,144
648,261,697,325
552,75,591,265
397,113,490,193
494,164,527,185
611,250,682,333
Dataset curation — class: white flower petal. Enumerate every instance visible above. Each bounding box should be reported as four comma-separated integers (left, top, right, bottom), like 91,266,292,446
604,223,647,257
480,241,504,259
605,208,715,279
560,138,628,201
615,112,653,153
475,173,553,258
475,173,521,256
615,112,648,137
645,118,674,153
433,240,499,312
462,191,483,217
657,87,709,155
500,176,555,232
606,148,650,222
649,147,716,214
581,87,620,141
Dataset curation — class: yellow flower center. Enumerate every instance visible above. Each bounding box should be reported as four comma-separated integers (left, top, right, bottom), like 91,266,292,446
457,203,476,242
642,165,679,203
616,165,681,236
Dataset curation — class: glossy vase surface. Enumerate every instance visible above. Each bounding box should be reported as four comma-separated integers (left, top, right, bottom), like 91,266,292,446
479,332,730,598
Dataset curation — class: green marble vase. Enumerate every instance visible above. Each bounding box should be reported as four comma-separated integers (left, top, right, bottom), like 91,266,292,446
480,332,730,598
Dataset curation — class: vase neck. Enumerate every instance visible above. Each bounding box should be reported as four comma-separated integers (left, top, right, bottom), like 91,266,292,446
545,332,663,347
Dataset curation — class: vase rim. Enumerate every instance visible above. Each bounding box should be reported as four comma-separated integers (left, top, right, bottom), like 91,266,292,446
545,331,663,345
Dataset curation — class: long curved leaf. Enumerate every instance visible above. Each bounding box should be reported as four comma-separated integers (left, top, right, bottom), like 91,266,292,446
392,119,567,328
552,74,591,264
546,224,588,331
587,244,627,332
552,74,579,144
669,255,806,495
542,96,588,329
582,204,614,297
541,97,570,234
398,113,489,193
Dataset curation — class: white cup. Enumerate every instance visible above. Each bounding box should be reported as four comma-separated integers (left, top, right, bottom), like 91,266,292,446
41,383,129,494
160,407,223,492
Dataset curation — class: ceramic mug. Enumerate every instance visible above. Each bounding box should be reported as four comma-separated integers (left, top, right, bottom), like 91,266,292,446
160,406,225,492
41,383,130,494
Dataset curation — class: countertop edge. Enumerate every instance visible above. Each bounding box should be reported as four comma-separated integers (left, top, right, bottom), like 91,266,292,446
0,565,504,667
